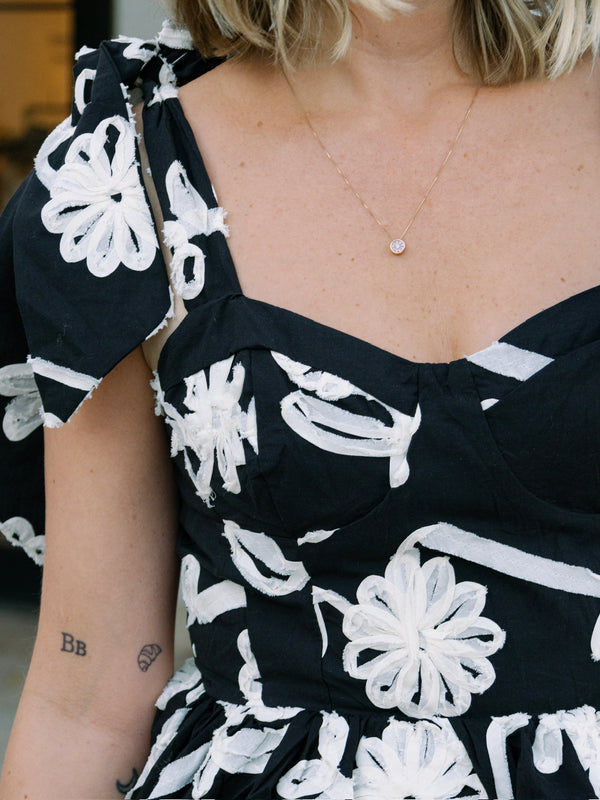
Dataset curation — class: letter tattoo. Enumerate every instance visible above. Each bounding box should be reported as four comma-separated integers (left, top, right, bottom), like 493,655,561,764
137,643,162,672
61,632,86,656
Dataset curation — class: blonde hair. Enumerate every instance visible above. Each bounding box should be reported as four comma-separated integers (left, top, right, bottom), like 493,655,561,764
170,0,600,84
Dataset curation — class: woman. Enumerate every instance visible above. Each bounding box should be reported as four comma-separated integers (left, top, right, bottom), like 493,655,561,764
1,0,600,797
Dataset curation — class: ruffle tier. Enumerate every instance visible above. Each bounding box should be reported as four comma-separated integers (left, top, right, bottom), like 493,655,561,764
128,658,600,800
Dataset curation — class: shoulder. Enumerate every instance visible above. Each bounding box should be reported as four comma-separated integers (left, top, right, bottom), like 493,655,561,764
0,23,212,429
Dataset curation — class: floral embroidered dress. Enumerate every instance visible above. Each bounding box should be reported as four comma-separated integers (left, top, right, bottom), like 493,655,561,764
2,22,600,800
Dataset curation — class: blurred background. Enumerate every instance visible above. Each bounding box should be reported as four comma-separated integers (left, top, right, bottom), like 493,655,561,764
0,0,191,769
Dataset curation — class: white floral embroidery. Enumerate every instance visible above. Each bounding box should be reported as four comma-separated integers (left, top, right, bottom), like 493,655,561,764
272,352,420,488
154,356,257,505
0,363,43,441
162,161,228,299
224,521,310,597
34,117,75,191
157,18,195,50
148,60,179,106
467,341,553,381
533,706,600,797
73,68,97,116
184,631,300,798
155,657,204,711
342,544,505,718
402,522,600,661
126,707,195,799
277,712,353,799
0,517,44,565
353,718,487,799
486,713,531,800
237,629,302,721
115,35,158,63
181,552,246,626
40,115,158,277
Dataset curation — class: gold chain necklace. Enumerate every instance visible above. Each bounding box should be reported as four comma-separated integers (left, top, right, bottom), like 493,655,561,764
282,70,479,255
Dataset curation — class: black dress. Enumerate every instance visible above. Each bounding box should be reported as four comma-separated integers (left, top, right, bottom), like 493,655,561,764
2,22,600,800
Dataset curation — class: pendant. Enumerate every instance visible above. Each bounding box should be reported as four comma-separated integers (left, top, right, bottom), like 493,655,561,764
390,239,406,255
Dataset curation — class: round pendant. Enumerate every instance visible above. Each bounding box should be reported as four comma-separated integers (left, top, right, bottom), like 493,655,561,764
390,239,406,255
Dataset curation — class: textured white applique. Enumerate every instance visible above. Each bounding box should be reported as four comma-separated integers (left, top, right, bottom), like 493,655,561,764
272,353,357,401
486,713,531,800
162,161,228,299
40,115,158,276
312,586,352,658
0,517,45,566
467,341,553,381
353,718,487,799
155,357,257,504
75,45,96,60
115,35,158,63
28,356,99,392
277,712,353,799
481,398,499,410
402,522,600,660
237,629,302,722
224,520,310,597
148,743,212,800
73,68,97,115
297,529,338,546
342,544,505,718
272,352,421,488
148,60,180,106
34,117,75,191
533,706,600,797
155,657,204,711
126,707,192,798
190,696,297,798
181,553,247,626
157,19,195,49
0,363,43,441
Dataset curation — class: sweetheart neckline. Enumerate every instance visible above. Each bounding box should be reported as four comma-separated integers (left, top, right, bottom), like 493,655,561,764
165,96,600,371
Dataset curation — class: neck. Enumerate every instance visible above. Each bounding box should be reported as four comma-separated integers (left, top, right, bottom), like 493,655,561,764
290,1,471,112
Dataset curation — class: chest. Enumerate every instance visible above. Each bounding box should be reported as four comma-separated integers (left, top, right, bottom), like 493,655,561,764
177,75,600,364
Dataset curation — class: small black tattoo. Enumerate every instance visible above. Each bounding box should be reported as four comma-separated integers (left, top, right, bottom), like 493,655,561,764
137,643,162,672
60,632,87,656
116,767,139,795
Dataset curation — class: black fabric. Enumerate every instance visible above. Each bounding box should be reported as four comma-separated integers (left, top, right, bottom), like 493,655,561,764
2,23,600,800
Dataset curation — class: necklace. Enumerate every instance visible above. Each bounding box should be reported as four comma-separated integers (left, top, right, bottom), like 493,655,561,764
282,70,480,255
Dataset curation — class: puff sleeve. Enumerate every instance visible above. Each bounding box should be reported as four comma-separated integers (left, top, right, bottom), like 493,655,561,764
0,28,194,563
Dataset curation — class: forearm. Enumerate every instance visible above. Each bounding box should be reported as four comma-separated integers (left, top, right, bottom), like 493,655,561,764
0,629,173,800
0,669,162,800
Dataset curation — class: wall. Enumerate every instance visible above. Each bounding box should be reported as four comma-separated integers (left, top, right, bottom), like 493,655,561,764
112,0,167,39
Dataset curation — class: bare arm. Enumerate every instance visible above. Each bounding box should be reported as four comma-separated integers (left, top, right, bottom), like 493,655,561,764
0,347,179,799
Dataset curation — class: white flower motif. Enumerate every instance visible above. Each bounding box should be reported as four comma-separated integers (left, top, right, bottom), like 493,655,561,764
224,521,310,597
115,35,158,63
0,517,45,566
180,552,246,626
0,363,43,441
272,352,421,488
342,545,505,718
353,718,487,799
155,356,257,505
162,161,228,299
40,115,158,277
277,712,353,799
533,705,600,797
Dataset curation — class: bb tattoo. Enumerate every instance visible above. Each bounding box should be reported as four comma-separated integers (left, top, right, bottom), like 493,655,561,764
60,632,86,656
137,643,162,672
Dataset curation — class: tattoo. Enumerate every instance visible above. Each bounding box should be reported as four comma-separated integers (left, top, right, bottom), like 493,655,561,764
60,632,87,656
137,643,162,672
116,768,139,795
